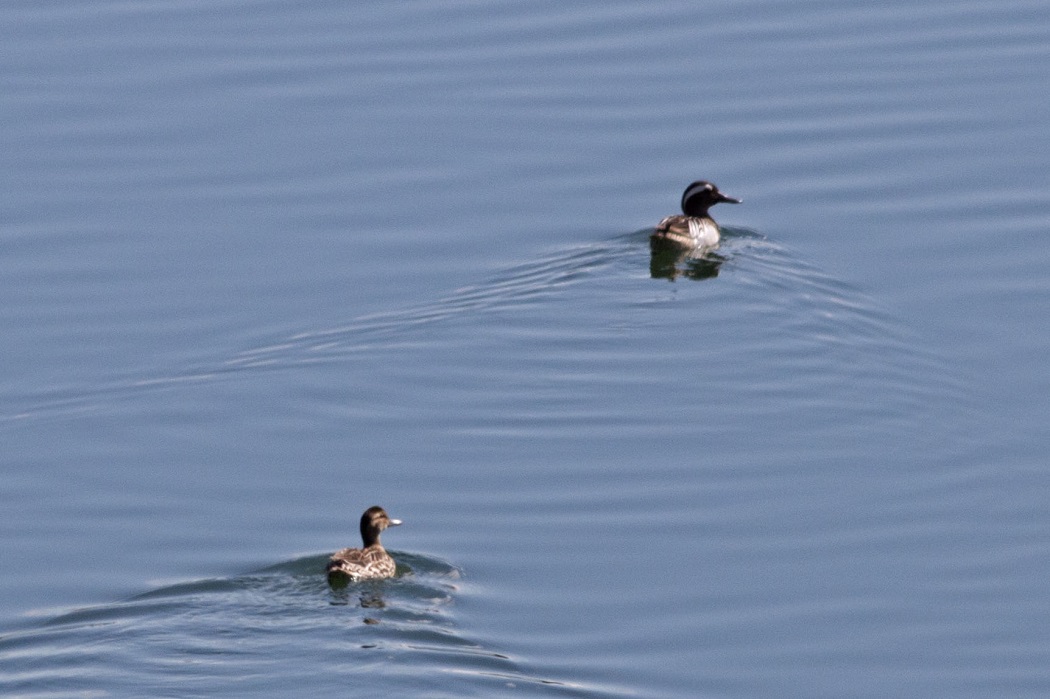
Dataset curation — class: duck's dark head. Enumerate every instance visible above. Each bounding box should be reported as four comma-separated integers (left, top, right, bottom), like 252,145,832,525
681,180,741,216
360,505,402,547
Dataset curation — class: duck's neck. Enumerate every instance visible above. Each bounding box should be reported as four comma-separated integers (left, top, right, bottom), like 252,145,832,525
361,527,380,548
682,205,712,218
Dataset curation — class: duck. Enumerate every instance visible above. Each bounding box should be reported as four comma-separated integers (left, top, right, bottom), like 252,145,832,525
326,506,402,583
651,180,741,250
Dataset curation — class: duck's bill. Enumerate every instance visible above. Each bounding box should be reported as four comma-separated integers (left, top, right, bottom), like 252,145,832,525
389,519,404,526
718,194,742,204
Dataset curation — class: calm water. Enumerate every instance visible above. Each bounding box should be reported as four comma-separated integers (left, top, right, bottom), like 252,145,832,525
2,0,1049,696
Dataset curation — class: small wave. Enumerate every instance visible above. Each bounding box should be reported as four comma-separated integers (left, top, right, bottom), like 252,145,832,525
0,552,622,697
0,226,972,442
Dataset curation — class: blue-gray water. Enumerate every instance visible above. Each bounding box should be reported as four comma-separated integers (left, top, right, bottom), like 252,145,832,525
2,1,1049,696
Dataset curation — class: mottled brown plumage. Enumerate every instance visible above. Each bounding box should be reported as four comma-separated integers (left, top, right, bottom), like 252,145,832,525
651,180,741,250
326,506,402,583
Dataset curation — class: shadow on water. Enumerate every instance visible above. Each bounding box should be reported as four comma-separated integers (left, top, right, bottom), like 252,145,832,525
0,553,622,697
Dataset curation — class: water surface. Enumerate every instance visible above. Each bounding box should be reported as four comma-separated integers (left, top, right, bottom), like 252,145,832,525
2,1,1049,696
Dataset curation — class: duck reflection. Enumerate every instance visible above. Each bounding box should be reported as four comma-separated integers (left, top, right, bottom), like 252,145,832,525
649,239,724,281
327,578,388,611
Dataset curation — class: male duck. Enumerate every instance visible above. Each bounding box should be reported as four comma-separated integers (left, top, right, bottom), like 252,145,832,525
326,506,402,583
651,180,741,250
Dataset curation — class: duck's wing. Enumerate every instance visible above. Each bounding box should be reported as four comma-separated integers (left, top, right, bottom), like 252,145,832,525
651,215,695,248
654,215,689,237
327,547,367,577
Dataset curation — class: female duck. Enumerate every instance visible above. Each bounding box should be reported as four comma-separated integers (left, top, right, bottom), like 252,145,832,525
651,180,741,250
326,506,402,583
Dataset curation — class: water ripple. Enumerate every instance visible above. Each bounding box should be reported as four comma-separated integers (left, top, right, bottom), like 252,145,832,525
1,552,623,697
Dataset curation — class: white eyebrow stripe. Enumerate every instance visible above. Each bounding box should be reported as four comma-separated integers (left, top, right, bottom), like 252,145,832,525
683,182,713,202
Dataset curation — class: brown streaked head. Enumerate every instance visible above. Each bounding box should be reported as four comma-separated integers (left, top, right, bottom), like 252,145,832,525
359,506,402,547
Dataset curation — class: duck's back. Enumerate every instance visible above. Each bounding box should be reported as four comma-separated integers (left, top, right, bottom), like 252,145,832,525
326,545,396,581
